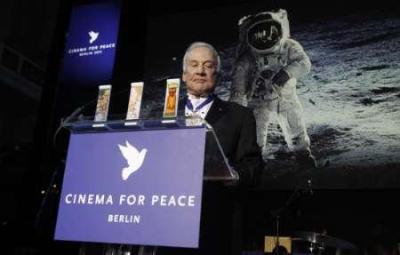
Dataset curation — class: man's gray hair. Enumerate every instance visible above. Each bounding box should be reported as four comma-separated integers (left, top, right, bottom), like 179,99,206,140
182,41,221,73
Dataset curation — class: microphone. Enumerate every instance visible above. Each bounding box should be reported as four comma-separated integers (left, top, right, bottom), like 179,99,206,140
52,86,132,148
52,93,100,150
52,105,86,149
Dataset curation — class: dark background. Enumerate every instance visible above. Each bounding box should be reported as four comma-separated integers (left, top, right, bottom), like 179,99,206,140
1,0,399,254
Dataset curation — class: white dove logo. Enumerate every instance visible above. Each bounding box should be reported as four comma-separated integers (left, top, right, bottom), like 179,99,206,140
118,141,147,181
88,31,99,44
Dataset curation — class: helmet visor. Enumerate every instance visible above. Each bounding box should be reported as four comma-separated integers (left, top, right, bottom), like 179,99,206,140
247,20,282,50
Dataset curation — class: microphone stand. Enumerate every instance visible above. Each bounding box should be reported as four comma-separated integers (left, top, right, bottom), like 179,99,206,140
269,179,313,255
33,103,89,238
34,98,95,241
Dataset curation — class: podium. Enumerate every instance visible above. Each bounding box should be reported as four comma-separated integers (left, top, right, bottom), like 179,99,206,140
54,116,238,254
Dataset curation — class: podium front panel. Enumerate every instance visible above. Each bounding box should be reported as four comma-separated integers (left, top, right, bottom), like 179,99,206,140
55,127,206,248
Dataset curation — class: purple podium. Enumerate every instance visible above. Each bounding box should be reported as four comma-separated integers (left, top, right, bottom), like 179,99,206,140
54,118,237,254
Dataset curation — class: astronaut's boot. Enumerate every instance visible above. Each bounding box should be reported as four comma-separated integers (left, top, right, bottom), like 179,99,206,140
295,150,317,171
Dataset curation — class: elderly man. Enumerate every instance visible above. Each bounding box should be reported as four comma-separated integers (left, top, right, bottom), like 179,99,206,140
182,41,262,184
160,42,262,255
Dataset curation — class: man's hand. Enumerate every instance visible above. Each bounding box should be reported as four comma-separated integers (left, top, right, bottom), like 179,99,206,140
272,69,290,87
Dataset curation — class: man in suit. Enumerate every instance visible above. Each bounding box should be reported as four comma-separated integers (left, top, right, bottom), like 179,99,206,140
160,41,263,255
182,41,262,186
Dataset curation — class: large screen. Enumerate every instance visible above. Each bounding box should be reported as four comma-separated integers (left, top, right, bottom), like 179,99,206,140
143,1,400,189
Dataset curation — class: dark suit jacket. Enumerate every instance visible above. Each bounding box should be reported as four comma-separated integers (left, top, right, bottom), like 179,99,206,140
202,96,262,255
159,96,263,255
204,96,262,186
149,95,262,184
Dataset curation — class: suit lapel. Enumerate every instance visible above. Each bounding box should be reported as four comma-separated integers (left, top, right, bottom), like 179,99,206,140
205,97,226,126
177,96,187,117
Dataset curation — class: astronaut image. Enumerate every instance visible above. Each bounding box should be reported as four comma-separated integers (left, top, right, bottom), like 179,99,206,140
230,9,316,170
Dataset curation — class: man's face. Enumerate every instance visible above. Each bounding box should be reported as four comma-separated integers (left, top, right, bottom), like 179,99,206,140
182,46,218,97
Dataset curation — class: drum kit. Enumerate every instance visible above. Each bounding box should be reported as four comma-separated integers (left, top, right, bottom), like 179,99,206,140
290,231,358,255
265,181,358,255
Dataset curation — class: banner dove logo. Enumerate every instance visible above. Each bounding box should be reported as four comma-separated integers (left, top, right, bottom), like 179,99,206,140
88,31,99,44
118,141,147,181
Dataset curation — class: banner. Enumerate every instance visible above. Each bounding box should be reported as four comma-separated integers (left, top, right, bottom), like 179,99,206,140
55,127,206,248
61,0,121,85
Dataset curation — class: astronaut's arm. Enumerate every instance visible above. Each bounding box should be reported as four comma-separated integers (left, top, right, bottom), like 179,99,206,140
283,39,311,79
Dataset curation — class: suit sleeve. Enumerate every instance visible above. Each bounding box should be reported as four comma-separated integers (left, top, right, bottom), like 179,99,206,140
234,108,263,187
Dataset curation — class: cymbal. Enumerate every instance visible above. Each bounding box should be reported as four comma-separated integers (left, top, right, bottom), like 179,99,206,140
294,231,357,250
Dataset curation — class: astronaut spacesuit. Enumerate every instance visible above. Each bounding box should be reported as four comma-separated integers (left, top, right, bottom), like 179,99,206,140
230,9,315,168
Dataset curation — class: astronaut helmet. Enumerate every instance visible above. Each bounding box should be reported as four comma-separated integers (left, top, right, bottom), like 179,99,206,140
239,9,290,54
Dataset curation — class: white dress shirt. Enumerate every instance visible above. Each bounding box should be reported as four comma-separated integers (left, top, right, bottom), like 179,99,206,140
185,94,214,119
